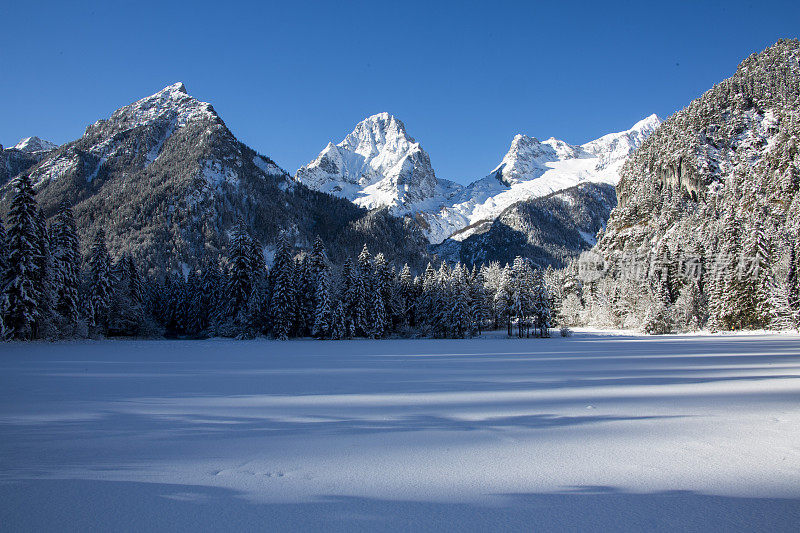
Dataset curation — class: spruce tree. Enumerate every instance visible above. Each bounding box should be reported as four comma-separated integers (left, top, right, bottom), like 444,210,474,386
312,268,332,339
2,175,41,340
88,229,114,334
52,204,81,331
226,220,254,330
270,233,295,340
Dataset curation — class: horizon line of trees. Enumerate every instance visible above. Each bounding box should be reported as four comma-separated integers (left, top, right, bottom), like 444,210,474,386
1,174,553,341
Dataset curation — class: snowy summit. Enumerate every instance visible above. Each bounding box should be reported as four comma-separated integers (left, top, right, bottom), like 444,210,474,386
295,112,457,213
10,136,58,153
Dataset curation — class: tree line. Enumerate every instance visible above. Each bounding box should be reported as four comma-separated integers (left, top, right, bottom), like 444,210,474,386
1,174,553,341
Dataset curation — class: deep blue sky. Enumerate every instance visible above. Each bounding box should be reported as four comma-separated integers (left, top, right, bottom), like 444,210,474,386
1,1,798,184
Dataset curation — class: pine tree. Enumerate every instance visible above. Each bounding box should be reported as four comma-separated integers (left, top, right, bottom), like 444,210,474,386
312,268,332,339
51,204,81,332
450,265,472,338
88,229,114,334
468,265,489,335
2,175,41,340
33,209,56,337
494,265,515,337
270,233,295,340
345,255,367,336
226,220,255,330
330,300,347,340
398,263,414,327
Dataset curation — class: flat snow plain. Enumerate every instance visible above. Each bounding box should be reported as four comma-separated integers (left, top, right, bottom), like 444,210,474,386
1,330,799,532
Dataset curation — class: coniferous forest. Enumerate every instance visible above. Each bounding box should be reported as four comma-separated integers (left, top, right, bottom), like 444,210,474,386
0,173,553,341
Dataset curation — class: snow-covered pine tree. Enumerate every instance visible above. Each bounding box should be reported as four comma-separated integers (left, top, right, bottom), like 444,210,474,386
532,267,552,337
2,175,41,340
312,268,332,339
371,291,387,338
107,254,145,336
270,233,296,340
226,220,255,332
33,209,58,338
494,265,515,336
743,217,774,328
199,259,223,335
468,265,489,335
88,229,114,335
330,300,347,340
356,244,373,336
450,264,472,338
293,256,314,337
398,263,414,327
511,257,535,338
346,255,367,336
51,204,81,331
418,262,437,334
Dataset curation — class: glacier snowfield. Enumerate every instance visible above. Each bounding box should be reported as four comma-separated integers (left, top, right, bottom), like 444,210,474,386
2,331,800,532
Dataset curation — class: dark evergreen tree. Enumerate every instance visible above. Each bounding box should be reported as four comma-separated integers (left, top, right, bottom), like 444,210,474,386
226,220,255,333
88,229,114,334
51,204,81,332
2,175,41,339
270,233,295,340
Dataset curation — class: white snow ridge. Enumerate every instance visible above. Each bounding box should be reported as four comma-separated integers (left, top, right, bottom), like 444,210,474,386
297,114,662,243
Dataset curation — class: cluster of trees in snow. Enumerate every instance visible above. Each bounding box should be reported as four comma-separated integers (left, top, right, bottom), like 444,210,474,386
0,174,553,341
553,187,800,333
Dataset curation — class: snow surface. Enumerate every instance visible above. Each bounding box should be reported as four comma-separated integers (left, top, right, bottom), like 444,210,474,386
2,330,799,532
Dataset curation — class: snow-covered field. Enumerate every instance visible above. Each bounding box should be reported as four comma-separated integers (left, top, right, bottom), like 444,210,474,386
2,331,799,532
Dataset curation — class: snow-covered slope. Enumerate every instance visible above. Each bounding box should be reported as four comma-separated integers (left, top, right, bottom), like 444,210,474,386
297,114,661,244
296,113,461,213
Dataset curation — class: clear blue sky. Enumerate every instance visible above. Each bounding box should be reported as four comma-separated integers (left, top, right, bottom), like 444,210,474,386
1,0,798,184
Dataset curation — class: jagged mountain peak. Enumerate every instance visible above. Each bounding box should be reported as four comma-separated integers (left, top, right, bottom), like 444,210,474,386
296,112,441,213
10,136,58,153
340,112,416,155
88,82,219,137
491,134,585,186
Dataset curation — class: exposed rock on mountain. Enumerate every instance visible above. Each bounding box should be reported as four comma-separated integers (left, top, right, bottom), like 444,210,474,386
0,84,430,272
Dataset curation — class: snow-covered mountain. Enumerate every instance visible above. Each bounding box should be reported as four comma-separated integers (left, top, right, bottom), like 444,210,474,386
297,113,661,244
296,113,461,213
0,84,430,271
